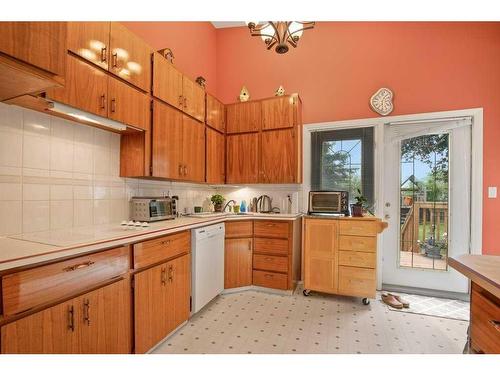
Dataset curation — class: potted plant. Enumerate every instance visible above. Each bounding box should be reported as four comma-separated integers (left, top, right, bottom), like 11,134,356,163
351,189,367,217
210,194,225,212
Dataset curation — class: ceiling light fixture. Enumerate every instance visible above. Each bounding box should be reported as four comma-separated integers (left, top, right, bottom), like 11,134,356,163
246,21,315,54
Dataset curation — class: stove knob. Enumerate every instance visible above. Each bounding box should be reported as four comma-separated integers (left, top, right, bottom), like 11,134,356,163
127,221,135,226
120,221,128,226
141,222,149,227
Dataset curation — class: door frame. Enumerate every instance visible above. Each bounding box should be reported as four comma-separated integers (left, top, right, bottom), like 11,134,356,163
302,108,483,289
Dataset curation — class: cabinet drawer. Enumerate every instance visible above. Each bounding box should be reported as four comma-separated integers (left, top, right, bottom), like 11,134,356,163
471,287,500,353
2,246,129,317
253,254,288,273
225,221,253,238
339,220,378,236
338,266,376,298
339,251,376,268
254,221,289,239
254,237,289,256
339,235,376,252
134,231,190,269
253,270,288,290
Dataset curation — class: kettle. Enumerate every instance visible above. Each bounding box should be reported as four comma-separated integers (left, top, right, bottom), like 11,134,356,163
257,195,272,213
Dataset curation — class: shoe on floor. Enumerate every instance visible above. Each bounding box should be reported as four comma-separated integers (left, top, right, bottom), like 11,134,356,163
382,293,403,309
390,293,410,308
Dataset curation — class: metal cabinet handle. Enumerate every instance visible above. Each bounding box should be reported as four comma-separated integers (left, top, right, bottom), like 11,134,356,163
168,265,174,282
183,165,187,176
266,223,276,227
161,267,167,286
178,164,183,176
111,98,116,113
68,305,75,332
489,319,500,332
264,274,274,278
100,94,106,109
112,52,118,68
248,240,252,251
63,261,95,272
178,95,183,107
161,240,171,246
100,47,107,62
183,97,187,109
83,299,91,326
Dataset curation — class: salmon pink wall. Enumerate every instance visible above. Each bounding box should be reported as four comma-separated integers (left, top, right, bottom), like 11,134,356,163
216,22,500,255
122,22,218,95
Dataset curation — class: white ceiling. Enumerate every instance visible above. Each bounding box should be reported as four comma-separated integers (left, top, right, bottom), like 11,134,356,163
211,22,246,29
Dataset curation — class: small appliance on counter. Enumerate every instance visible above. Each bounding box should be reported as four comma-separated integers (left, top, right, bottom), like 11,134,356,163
130,196,177,222
308,190,350,216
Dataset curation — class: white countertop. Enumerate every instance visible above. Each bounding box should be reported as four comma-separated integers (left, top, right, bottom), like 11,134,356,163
0,213,302,272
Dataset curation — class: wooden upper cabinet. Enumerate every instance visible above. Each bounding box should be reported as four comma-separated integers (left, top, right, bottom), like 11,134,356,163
152,53,183,109
182,115,205,182
226,133,259,184
261,128,297,183
48,54,108,118
261,95,298,130
109,22,151,92
206,127,225,184
67,22,110,70
152,100,183,179
182,76,205,122
226,101,261,134
0,22,66,77
206,94,225,133
0,22,66,101
108,76,150,130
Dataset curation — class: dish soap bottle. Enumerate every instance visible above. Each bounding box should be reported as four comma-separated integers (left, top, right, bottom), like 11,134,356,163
240,200,247,213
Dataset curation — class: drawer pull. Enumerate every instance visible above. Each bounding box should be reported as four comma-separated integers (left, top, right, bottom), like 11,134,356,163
264,274,274,278
161,240,172,246
112,52,118,68
63,261,95,272
265,257,273,261
68,305,75,332
83,299,91,326
489,319,500,332
266,224,276,227
100,46,107,62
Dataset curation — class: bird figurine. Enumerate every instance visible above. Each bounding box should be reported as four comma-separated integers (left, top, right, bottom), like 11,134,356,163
275,85,285,96
157,48,174,64
239,86,250,102
195,76,206,88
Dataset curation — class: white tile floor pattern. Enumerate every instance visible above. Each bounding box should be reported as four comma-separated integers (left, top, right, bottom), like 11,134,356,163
152,289,468,354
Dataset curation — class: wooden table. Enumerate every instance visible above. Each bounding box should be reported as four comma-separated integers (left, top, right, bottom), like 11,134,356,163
449,255,500,354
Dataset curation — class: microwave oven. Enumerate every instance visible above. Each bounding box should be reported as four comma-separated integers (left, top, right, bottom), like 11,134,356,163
130,196,177,222
308,191,350,216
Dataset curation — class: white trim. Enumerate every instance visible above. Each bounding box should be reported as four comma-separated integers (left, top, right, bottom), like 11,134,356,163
302,108,483,289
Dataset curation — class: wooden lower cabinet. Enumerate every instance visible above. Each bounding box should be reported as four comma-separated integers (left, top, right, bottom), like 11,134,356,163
1,278,131,354
470,283,500,354
134,254,191,354
224,238,253,289
303,217,385,300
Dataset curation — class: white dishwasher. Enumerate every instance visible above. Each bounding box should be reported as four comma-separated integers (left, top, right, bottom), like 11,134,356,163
191,223,225,314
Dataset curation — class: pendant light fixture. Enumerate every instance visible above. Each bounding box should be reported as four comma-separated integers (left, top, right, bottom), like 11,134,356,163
246,21,315,54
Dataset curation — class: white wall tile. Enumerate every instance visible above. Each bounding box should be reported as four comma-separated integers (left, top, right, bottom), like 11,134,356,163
0,103,23,132
93,147,110,176
23,134,50,170
0,201,22,235
93,200,110,225
73,144,93,174
73,185,93,200
51,117,74,141
74,200,93,227
50,200,73,229
0,130,23,167
50,139,74,172
50,184,73,200
0,182,22,201
23,109,50,136
23,200,50,233
23,183,50,201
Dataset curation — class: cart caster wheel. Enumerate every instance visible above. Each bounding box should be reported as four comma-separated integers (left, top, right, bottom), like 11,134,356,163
303,289,311,296
362,298,370,305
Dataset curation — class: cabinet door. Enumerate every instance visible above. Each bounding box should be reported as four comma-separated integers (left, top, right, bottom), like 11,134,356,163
182,76,205,122
226,133,259,184
0,22,66,77
206,127,225,184
165,254,191,334
48,54,108,117
261,128,297,183
261,95,296,130
108,76,150,130
226,101,261,134
134,263,169,354
152,101,183,179
67,22,110,70
109,22,151,92
224,238,253,289
182,115,205,182
206,94,225,133
152,53,183,110
79,278,132,354
1,298,80,354
304,219,338,294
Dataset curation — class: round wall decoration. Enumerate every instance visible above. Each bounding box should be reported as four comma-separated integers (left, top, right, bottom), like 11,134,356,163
370,87,394,116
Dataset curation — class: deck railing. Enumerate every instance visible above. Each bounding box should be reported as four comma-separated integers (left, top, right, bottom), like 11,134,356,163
400,202,448,253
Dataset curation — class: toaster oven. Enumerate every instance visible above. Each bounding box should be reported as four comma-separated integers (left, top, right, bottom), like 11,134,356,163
308,191,349,216
130,196,177,222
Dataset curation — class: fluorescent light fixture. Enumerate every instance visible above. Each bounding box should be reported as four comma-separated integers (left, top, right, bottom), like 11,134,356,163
49,101,127,131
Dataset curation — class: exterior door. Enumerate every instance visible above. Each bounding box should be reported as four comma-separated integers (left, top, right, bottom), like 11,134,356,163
304,219,338,294
382,120,471,293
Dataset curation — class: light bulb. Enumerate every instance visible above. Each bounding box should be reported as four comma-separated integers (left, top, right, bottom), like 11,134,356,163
288,22,303,38
260,23,275,41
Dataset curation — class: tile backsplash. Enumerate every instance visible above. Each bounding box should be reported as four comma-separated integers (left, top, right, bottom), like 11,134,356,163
0,103,304,236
